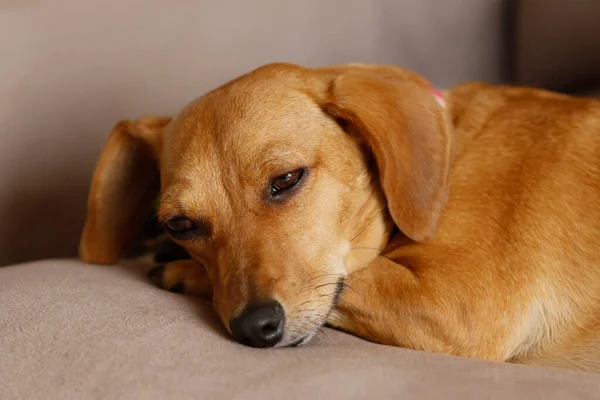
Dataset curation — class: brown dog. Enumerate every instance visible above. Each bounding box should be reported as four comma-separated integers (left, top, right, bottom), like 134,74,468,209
80,63,600,373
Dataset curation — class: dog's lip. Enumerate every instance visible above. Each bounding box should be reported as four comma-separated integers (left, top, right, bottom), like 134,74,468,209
282,278,345,348
287,336,308,347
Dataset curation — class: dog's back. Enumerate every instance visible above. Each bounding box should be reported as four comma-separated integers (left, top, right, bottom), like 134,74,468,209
389,82,600,370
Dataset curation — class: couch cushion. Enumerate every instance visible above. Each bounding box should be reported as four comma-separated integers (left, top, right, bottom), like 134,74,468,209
1,260,598,399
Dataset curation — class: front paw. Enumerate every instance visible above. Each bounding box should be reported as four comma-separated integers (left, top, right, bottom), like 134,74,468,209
147,259,212,299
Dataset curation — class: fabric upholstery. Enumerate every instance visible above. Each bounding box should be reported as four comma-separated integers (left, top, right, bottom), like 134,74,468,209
0,0,509,265
2,260,599,399
4,2,600,397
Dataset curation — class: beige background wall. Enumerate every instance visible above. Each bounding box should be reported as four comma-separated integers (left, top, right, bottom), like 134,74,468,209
0,0,508,265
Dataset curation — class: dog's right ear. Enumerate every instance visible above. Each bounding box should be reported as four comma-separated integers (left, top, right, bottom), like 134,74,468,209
314,64,453,242
79,116,171,264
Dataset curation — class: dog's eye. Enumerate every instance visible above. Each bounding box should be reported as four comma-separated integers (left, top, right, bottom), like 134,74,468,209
271,168,304,195
165,217,195,234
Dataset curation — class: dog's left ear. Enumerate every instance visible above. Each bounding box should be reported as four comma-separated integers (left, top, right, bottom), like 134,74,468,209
79,116,171,264
317,65,453,241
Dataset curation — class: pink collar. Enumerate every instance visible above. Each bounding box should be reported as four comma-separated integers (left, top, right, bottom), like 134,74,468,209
432,88,446,108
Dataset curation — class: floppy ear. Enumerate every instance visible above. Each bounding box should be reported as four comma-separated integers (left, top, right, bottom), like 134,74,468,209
319,66,453,241
79,116,171,264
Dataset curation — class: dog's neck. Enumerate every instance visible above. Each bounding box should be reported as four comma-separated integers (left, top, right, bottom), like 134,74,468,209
432,87,446,108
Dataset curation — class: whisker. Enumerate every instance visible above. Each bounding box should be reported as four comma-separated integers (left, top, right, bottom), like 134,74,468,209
304,273,348,283
314,282,343,290
295,299,322,309
348,207,385,243
294,275,343,297
349,246,383,252
339,282,359,296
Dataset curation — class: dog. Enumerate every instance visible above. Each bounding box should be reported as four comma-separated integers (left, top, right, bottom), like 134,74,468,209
79,63,600,373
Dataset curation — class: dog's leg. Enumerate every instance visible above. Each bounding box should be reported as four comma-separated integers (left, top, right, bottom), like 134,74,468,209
327,255,507,361
147,260,212,299
514,324,600,373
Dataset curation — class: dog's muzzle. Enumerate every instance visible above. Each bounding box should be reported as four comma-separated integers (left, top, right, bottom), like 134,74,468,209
229,301,285,348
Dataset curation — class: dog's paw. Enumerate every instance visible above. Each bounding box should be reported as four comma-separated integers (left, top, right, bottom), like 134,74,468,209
147,259,212,299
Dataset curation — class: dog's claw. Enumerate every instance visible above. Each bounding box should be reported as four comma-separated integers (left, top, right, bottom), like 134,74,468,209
144,260,211,298
169,282,186,294
147,265,186,294
147,265,165,284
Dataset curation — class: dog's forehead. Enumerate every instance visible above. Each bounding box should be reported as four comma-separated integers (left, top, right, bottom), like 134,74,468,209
171,76,327,151
187,74,318,131
159,68,330,192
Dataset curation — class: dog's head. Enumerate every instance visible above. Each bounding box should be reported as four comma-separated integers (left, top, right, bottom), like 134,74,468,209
80,63,453,347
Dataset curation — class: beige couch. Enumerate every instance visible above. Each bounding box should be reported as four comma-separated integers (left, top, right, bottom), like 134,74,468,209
2,0,600,398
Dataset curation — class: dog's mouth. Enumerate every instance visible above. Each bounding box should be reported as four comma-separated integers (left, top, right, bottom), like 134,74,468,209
281,278,345,348
287,336,309,347
330,278,345,307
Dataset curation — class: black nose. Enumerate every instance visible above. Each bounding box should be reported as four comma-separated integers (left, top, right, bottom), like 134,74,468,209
229,301,285,348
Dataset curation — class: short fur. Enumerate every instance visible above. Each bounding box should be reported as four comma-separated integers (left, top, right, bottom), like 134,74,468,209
80,63,600,372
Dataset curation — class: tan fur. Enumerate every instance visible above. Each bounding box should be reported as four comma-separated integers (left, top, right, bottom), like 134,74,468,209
80,63,600,373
